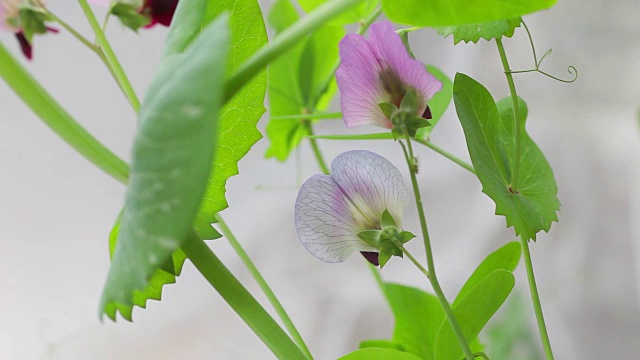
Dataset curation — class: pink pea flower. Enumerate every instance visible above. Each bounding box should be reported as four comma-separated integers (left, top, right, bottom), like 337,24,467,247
1,0,56,60
336,21,442,129
295,150,409,265
93,0,178,29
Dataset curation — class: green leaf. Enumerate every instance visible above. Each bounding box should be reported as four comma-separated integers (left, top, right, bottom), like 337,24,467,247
359,339,404,351
384,283,445,359
103,216,187,320
265,0,344,161
484,293,543,360
434,270,515,360
192,0,269,239
110,3,151,31
339,348,424,360
298,0,379,25
437,18,522,44
100,14,230,319
453,241,521,307
416,65,452,139
383,0,555,27
453,73,560,240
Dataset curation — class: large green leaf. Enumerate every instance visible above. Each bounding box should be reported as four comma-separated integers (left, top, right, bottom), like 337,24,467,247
416,65,453,140
383,0,555,27
265,0,344,161
102,0,269,320
193,0,269,239
434,270,515,360
453,241,521,307
100,13,230,318
437,18,522,45
384,283,445,359
453,73,560,240
339,348,423,360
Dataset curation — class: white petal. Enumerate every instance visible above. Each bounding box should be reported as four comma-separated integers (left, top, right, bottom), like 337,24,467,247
330,150,410,229
295,174,376,262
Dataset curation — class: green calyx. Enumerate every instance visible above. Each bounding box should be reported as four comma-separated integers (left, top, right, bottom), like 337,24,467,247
379,89,431,140
15,4,53,42
357,210,416,268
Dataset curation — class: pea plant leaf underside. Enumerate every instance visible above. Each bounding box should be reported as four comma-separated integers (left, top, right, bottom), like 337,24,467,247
101,0,268,320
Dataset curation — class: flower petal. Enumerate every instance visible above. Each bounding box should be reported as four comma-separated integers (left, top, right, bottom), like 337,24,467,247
368,22,442,115
295,174,376,262
330,150,409,230
336,33,391,129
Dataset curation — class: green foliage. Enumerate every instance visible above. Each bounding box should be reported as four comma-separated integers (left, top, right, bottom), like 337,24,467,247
359,339,404,350
437,18,522,44
99,13,230,319
192,0,269,239
434,270,515,360
101,0,269,320
265,0,344,161
297,0,379,25
485,293,543,360
110,3,151,31
453,73,560,240
383,0,555,27
103,217,187,320
339,348,424,360
384,283,444,359
416,65,453,139
453,241,521,306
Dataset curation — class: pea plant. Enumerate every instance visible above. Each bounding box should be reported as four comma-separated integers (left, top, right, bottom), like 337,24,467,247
0,0,577,359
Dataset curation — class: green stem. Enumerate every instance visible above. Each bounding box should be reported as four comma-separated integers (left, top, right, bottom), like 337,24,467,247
495,38,521,192
0,42,129,185
271,112,342,121
77,0,141,112
392,240,430,279
181,232,307,360
304,120,330,175
224,0,361,103
399,136,474,360
414,139,476,174
43,6,123,94
216,215,314,360
520,237,555,360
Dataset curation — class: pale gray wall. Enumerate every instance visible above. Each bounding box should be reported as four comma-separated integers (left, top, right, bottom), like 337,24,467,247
1,1,639,359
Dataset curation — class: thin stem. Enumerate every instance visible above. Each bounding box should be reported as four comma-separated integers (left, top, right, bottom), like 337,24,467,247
399,134,474,360
181,232,308,360
224,0,361,103
495,38,521,192
42,6,122,93
271,112,342,121
392,240,430,279
216,215,314,360
304,120,330,175
77,0,141,112
0,42,129,185
520,237,555,359
414,139,476,174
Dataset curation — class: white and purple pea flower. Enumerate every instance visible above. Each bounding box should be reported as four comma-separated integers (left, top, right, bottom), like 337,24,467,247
336,21,442,131
295,150,414,267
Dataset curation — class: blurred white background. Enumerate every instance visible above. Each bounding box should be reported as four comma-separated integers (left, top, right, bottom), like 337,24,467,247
1,0,639,359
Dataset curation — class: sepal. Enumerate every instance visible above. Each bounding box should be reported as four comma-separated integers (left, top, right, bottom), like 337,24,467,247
110,3,151,31
381,209,397,229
